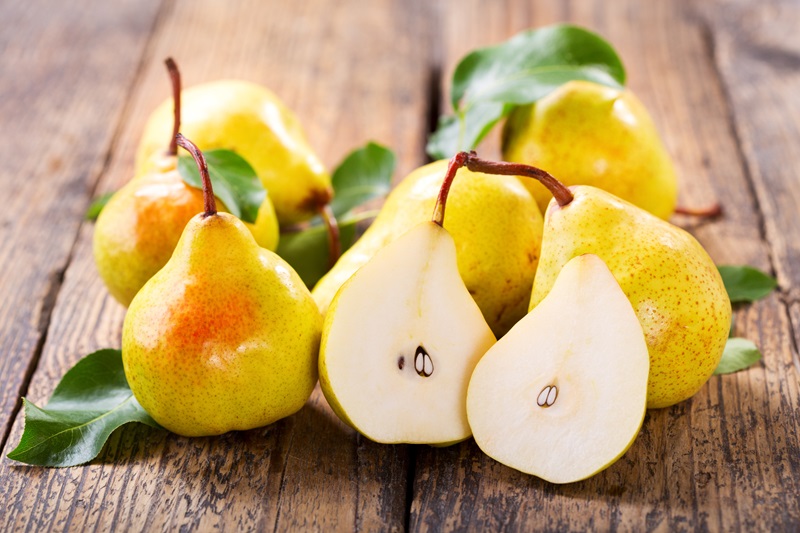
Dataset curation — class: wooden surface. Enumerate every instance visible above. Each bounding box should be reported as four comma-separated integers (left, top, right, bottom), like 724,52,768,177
0,0,798,530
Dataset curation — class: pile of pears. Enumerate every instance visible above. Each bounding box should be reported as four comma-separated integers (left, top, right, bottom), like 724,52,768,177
93,58,730,484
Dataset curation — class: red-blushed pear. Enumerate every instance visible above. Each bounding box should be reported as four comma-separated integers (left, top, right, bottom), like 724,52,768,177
121,134,320,437
467,254,649,483
318,153,496,444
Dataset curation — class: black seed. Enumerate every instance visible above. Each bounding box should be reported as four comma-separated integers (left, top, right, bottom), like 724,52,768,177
398,356,405,370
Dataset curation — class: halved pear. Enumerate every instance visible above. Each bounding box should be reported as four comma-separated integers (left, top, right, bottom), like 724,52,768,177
319,221,496,444
467,254,649,483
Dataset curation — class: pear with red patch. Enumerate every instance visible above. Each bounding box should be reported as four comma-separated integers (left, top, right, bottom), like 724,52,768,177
122,135,321,436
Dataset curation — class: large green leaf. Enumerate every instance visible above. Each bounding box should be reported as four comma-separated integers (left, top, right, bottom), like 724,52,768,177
7,349,161,467
427,24,626,159
718,265,777,303
178,149,266,224
329,142,395,218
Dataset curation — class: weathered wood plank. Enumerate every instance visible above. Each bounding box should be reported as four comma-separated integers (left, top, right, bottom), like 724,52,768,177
0,0,163,446
410,0,800,530
0,0,431,530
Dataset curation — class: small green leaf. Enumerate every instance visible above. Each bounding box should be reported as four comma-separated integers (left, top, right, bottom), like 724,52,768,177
85,192,115,221
329,142,395,218
718,265,777,303
277,211,378,288
7,349,162,467
714,338,763,375
428,24,626,159
178,149,265,224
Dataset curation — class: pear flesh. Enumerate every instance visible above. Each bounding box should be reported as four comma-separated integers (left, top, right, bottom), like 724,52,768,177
467,254,649,484
320,222,496,444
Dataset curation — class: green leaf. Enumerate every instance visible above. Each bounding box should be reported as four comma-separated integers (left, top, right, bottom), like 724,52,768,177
428,24,626,159
714,338,763,375
85,192,115,221
178,149,265,224
277,210,378,288
718,265,777,303
329,142,395,218
7,349,162,467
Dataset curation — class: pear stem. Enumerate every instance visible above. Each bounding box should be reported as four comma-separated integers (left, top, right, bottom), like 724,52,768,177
319,204,342,267
165,58,181,157
176,133,216,217
432,151,573,226
674,203,723,218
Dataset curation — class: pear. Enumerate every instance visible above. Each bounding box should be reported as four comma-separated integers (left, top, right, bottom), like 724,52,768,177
502,80,678,220
94,59,278,307
122,134,321,436
312,160,543,337
136,77,331,224
453,152,731,409
467,254,649,483
319,154,496,444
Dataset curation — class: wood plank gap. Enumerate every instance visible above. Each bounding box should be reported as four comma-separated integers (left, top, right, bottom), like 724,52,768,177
403,444,418,533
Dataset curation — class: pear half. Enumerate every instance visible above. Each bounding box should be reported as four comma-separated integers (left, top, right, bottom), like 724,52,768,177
467,254,649,483
320,222,496,444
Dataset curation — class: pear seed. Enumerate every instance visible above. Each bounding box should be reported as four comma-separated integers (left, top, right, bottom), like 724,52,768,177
414,346,433,377
398,356,405,370
537,385,558,407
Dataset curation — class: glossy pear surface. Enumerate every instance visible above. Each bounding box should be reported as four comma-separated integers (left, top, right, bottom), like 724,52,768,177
530,187,731,408
313,160,543,337
136,80,331,224
122,212,320,436
468,254,649,483
93,161,279,307
319,222,496,444
503,80,678,220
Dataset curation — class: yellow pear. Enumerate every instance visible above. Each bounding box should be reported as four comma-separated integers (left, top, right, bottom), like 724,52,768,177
502,80,678,219
122,135,320,436
136,78,331,224
312,160,543,337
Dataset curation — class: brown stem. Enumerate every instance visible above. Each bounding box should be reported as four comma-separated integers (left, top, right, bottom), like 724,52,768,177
175,133,216,217
674,203,723,218
319,204,341,267
165,57,181,157
432,151,573,226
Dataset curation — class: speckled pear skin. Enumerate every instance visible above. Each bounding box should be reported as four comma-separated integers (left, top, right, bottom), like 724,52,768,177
312,160,543,337
122,212,321,436
530,187,731,408
502,80,678,220
93,162,279,307
135,80,331,224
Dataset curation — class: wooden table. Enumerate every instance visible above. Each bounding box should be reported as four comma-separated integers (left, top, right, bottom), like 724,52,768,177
1,0,799,530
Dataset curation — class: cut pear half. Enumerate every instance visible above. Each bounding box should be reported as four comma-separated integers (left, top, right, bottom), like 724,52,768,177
320,222,496,444
467,254,649,483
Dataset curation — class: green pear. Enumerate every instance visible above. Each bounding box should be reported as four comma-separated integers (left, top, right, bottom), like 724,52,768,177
319,154,496,444
454,152,730,409
468,254,649,483
502,80,678,220
312,159,543,337
136,77,331,224
94,59,278,307
122,135,320,436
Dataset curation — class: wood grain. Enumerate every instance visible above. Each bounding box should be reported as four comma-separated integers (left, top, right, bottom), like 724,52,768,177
410,0,800,530
0,0,431,530
0,0,163,447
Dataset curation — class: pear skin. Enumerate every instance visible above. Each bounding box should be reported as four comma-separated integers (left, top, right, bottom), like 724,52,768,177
136,80,331,224
503,80,678,220
93,162,279,307
313,160,543,337
530,186,731,408
122,212,320,436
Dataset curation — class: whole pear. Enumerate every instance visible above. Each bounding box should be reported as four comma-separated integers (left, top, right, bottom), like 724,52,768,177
530,187,730,408
122,135,321,436
502,80,678,220
312,160,543,337
136,79,331,224
93,160,279,307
